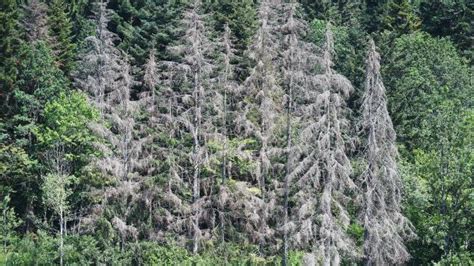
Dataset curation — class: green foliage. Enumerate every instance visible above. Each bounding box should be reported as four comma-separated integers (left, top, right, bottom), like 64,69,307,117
63,235,101,265
0,192,21,254
0,0,21,109
347,222,364,247
1,234,305,265
0,145,36,182
10,41,67,147
42,173,74,216
5,231,57,265
36,91,98,149
121,0,184,66
0,0,472,264
419,0,474,62
109,0,140,54
205,0,257,50
434,248,474,266
385,32,472,150
382,0,421,35
310,19,365,92
363,0,389,33
403,108,473,264
48,0,77,76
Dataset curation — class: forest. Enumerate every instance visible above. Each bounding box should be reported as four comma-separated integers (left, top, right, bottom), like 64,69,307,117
0,0,472,265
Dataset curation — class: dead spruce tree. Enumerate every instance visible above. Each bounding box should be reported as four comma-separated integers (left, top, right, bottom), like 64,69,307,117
291,23,358,264
22,0,49,42
313,23,359,265
359,39,415,265
213,24,239,245
74,0,118,114
156,0,216,253
278,0,319,264
74,0,149,245
236,0,282,254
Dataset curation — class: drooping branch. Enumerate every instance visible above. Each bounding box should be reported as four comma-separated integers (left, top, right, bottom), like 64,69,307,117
359,38,415,265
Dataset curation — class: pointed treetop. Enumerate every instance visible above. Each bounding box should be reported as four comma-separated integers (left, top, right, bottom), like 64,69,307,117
322,22,334,74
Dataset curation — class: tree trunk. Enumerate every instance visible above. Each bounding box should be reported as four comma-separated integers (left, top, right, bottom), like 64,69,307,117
282,66,293,266
192,69,201,255
220,74,227,245
60,205,64,266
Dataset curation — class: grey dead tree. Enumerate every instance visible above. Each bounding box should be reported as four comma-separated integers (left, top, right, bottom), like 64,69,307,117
212,24,239,245
146,47,190,245
142,48,184,241
313,23,359,265
236,0,282,254
74,0,119,115
144,49,158,104
278,0,319,264
359,39,415,265
74,0,149,247
22,0,49,42
96,59,150,247
290,23,359,265
155,0,216,253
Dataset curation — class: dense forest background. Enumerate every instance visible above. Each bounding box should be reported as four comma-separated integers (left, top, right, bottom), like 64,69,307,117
0,0,472,265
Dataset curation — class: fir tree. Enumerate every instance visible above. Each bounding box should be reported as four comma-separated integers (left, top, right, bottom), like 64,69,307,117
48,0,77,76
382,0,421,35
8,40,68,232
0,0,22,111
128,0,184,66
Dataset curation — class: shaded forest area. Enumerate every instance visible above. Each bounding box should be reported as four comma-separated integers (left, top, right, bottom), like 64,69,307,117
0,0,472,265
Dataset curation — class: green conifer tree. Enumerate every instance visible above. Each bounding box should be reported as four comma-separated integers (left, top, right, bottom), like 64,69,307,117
382,0,421,35
0,0,22,114
48,0,77,76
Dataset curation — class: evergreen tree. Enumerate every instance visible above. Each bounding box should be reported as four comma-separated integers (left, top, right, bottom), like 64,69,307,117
8,40,68,232
382,0,421,35
419,0,473,62
48,0,77,76
127,0,184,66
363,0,389,33
205,0,257,51
359,39,415,265
0,0,22,112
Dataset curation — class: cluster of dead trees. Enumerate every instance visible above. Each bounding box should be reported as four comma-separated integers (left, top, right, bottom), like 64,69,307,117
73,0,414,264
